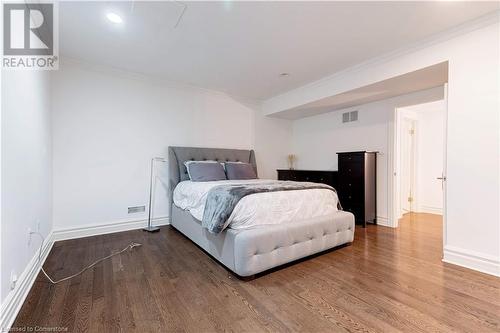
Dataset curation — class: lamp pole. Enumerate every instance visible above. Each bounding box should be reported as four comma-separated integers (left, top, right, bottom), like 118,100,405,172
143,157,165,232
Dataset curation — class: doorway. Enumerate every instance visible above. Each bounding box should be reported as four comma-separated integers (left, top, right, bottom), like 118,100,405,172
393,98,446,227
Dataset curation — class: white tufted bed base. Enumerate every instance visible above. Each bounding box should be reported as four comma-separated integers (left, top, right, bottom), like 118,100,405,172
171,204,355,277
168,146,355,277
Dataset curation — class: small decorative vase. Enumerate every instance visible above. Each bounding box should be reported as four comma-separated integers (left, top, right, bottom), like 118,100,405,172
287,154,296,170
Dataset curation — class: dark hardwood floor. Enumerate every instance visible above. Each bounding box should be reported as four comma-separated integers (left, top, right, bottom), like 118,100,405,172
13,213,500,332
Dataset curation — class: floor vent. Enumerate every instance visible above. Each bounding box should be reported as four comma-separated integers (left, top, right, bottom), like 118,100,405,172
128,206,145,214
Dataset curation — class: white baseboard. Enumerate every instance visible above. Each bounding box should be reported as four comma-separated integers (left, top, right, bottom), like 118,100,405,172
418,205,443,215
53,216,170,241
443,245,500,277
0,232,55,331
376,216,392,227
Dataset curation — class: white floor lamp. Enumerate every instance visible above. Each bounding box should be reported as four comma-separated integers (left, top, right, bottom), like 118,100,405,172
143,157,166,232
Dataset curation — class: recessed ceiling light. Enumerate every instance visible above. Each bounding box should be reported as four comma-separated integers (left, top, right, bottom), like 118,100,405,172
106,12,123,24
279,73,290,77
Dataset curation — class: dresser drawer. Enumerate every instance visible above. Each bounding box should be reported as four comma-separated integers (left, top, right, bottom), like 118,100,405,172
338,162,363,177
277,170,295,181
301,172,333,184
277,170,338,188
338,179,363,193
338,154,364,164
338,188,364,205
342,203,364,221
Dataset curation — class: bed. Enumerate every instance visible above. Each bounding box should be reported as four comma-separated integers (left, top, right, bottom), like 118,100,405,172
168,146,355,277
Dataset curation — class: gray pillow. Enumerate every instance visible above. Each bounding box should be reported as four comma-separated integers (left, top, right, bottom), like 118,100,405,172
185,161,227,182
225,162,257,180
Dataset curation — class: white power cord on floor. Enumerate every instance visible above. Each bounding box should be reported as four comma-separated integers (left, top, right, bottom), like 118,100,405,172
30,231,142,284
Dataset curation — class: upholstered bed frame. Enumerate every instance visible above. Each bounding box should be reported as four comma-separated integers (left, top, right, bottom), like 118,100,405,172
168,146,355,277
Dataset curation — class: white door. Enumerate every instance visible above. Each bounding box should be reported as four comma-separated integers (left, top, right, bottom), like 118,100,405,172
400,117,417,215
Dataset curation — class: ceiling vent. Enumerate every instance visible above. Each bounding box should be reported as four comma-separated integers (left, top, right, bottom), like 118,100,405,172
342,111,358,123
342,112,350,123
350,110,358,121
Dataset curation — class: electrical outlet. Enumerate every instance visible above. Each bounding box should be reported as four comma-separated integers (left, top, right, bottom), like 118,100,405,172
10,270,18,290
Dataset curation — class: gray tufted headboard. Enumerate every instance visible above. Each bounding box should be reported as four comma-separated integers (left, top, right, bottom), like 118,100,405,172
168,146,257,207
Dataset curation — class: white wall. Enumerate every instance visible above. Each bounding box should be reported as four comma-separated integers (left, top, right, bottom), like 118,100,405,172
266,17,500,275
1,70,52,305
292,87,444,225
254,108,293,179
52,60,292,232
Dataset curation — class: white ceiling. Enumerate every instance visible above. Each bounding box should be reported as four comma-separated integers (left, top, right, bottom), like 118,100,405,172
273,62,448,119
59,1,499,100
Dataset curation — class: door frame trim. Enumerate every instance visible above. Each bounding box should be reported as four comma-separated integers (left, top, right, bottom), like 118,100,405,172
388,85,448,230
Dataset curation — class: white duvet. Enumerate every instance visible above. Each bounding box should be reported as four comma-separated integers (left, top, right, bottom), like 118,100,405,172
173,179,339,230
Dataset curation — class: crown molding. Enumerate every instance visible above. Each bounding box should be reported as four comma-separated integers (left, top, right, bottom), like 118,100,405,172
263,10,500,113
57,56,264,107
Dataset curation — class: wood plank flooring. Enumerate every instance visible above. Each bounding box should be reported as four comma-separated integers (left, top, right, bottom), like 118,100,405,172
13,213,500,332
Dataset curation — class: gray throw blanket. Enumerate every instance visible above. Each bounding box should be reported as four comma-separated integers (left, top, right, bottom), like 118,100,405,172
202,181,342,233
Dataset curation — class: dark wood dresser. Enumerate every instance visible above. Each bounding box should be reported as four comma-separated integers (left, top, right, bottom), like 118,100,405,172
277,169,338,188
337,151,377,227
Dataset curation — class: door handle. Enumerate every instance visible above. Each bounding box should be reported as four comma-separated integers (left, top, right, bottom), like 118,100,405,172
437,175,446,190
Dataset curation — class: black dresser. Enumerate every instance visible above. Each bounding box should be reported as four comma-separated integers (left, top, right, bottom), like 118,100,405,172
337,151,377,227
277,169,338,188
